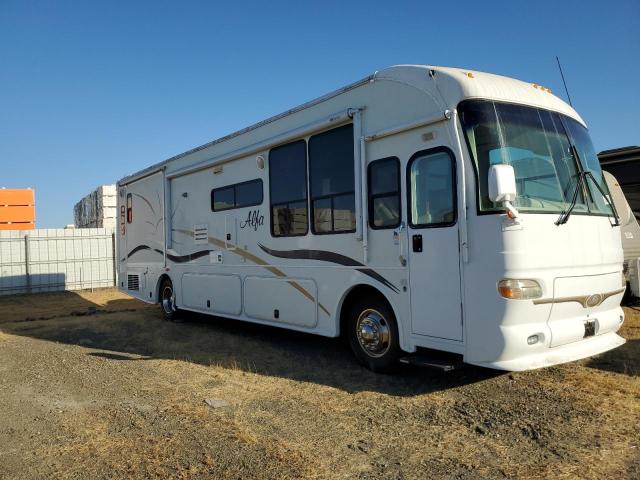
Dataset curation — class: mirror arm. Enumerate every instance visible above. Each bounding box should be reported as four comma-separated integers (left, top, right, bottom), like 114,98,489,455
504,200,519,219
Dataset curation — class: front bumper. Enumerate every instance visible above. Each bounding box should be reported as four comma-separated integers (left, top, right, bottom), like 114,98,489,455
467,330,626,371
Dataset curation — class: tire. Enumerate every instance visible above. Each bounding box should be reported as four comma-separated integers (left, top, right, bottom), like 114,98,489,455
159,278,181,322
347,295,402,372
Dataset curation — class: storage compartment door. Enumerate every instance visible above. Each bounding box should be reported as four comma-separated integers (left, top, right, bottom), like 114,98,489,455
244,276,317,328
181,273,242,315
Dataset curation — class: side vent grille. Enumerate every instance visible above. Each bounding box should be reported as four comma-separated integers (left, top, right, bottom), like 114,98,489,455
127,274,140,291
194,224,208,244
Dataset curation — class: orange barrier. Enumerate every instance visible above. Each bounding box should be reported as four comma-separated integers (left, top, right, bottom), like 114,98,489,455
0,205,35,222
0,189,35,229
0,222,35,230
0,189,35,206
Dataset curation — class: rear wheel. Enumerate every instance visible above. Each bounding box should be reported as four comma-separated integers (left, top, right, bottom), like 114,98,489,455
347,296,402,372
159,278,181,322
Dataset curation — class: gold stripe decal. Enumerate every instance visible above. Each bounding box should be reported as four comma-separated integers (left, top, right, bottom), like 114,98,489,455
172,229,331,317
532,288,625,308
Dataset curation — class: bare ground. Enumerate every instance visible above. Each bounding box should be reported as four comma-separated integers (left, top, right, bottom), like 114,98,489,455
0,288,638,479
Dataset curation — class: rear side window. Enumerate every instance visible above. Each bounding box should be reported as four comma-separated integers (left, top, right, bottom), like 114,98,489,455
269,140,308,236
309,124,356,234
368,157,400,228
211,179,263,212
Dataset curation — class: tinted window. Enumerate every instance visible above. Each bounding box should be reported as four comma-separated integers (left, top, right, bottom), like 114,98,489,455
269,140,308,236
212,186,234,211
409,150,456,227
211,180,263,212
236,180,263,207
368,157,400,228
309,124,355,233
313,197,332,233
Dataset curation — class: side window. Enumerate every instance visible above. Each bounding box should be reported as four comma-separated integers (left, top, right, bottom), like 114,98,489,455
126,193,133,223
211,179,263,212
212,186,234,211
236,180,263,208
269,140,308,236
408,149,456,227
368,157,400,229
309,124,356,234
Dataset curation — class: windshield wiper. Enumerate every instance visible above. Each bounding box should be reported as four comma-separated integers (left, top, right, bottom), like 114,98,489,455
584,170,620,227
555,170,620,226
555,170,587,225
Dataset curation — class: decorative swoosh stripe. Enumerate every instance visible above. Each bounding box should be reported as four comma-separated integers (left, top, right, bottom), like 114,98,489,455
532,288,625,308
167,250,211,263
171,229,332,317
127,244,158,258
257,244,400,294
126,244,211,264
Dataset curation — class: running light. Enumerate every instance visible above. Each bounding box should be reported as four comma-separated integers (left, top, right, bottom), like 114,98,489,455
527,334,539,345
498,279,542,300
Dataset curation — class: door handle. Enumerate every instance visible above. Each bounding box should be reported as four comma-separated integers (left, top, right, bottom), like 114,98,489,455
412,234,423,253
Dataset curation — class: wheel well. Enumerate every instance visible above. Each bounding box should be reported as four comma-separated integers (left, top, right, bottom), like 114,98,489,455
339,285,393,338
156,274,172,304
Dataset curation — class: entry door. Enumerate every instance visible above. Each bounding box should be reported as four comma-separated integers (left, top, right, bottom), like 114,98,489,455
407,147,462,340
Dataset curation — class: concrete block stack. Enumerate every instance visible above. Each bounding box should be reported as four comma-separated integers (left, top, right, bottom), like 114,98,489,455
74,185,117,229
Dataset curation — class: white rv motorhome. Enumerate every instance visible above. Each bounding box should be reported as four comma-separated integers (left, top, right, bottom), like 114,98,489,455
117,65,626,372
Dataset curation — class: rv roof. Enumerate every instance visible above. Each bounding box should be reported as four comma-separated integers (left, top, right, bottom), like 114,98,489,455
119,64,583,185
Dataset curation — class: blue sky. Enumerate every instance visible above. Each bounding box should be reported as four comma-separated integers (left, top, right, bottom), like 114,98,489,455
1,0,638,227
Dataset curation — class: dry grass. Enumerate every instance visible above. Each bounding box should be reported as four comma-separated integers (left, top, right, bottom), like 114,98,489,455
0,287,151,324
0,288,638,479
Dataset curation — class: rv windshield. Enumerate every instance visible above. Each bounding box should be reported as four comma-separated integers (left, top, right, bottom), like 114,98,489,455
459,100,614,217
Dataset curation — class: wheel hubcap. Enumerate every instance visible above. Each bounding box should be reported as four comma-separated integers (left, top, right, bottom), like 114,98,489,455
356,309,391,357
161,285,174,314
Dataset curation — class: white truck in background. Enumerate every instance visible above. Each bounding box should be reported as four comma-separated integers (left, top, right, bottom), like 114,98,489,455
603,171,640,298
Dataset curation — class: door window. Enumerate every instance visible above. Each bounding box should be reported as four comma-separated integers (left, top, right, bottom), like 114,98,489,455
408,149,456,228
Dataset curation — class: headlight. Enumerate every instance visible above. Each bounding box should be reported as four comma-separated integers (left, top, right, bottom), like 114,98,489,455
622,271,627,288
498,279,542,300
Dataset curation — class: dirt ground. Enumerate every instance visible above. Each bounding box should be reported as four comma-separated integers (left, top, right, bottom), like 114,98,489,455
0,289,638,479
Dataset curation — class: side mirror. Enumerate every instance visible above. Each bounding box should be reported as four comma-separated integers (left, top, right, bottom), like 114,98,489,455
488,164,517,203
488,164,519,218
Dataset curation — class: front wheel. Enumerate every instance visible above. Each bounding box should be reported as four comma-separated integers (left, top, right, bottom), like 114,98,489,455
347,297,402,372
159,278,181,322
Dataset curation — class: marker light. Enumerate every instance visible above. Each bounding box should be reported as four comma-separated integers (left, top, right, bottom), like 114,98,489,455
498,279,542,300
527,334,539,345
